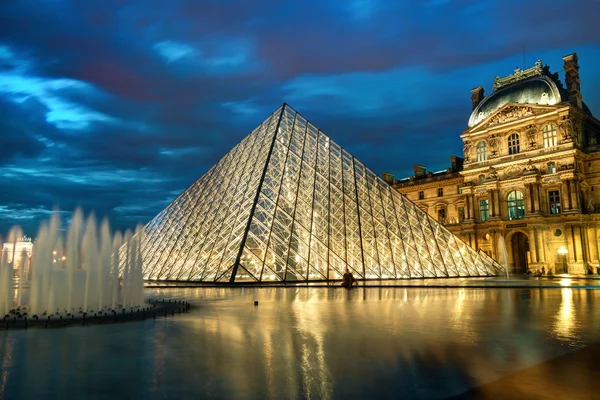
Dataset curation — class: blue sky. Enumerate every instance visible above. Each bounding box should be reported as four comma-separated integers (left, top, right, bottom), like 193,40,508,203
1,0,600,236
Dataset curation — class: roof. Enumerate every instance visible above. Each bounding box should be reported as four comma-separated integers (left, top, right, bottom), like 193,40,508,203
468,75,563,127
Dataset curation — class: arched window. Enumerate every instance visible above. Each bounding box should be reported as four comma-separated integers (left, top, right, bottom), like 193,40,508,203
476,141,488,162
508,133,520,155
543,124,557,148
507,191,525,220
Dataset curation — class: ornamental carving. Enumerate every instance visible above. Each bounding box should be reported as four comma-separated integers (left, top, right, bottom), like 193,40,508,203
525,125,538,149
463,141,471,162
487,134,499,157
502,165,524,180
486,166,498,180
493,60,544,90
487,106,535,127
558,117,572,143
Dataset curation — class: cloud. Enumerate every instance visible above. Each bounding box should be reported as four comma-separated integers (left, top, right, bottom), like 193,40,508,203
0,0,599,237
154,40,198,63
0,47,117,130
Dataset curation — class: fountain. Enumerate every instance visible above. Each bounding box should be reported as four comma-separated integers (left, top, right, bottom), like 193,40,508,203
1,209,146,319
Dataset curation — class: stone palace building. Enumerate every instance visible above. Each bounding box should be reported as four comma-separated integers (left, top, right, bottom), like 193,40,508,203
389,53,600,275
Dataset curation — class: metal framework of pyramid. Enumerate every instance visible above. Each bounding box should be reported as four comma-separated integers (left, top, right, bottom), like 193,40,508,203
137,104,502,283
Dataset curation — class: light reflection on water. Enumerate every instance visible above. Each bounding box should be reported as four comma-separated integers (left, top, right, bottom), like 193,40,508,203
1,287,599,399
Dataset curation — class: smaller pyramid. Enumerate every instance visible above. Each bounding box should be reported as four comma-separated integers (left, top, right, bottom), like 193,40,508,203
131,104,502,282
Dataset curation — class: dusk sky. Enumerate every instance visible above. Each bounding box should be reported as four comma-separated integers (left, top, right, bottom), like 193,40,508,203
1,0,600,237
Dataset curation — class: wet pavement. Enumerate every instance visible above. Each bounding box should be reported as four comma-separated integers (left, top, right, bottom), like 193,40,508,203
146,274,600,289
2,286,600,399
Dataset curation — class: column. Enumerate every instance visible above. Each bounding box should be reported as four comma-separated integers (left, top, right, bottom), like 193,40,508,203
571,180,581,211
533,184,541,214
468,194,475,220
529,227,539,263
495,190,502,218
527,184,535,213
589,224,600,264
490,231,498,260
566,224,576,263
538,227,547,264
582,224,597,263
578,224,587,262
562,180,571,211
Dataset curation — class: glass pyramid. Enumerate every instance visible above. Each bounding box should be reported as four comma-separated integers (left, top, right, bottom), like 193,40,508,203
136,104,502,282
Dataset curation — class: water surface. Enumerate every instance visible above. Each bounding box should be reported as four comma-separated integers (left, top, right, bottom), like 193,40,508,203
1,287,598,399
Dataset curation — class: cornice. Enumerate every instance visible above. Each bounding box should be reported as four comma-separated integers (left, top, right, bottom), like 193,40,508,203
463,103,569,138
393,176,463,191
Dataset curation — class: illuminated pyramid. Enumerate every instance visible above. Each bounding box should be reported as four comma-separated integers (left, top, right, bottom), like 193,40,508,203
137,104,502,282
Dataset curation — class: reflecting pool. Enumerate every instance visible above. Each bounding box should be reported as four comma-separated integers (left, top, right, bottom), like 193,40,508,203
1,287,600,399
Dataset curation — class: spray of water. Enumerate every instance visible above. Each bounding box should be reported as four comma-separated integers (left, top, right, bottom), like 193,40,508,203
1,209,146,317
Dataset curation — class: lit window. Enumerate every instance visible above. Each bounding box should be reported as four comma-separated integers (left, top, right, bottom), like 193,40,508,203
547,162,557,174
508,133,520,155
543,124,557,148
479,199,489,221
418,191,424,200
549,190,561,214
437,188,443,197
507,190,525,220
438,208,446,224
476,141,488,162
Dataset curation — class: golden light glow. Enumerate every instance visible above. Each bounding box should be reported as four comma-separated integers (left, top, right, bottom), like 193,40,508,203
557,246,568,256
553,288,577,340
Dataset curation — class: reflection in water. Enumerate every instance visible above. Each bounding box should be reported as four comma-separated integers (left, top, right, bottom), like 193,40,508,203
552,288,579,344
0,287,599,399
0,333,12,398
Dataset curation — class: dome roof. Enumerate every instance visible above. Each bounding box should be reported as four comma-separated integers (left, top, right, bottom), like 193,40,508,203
468,76,563,127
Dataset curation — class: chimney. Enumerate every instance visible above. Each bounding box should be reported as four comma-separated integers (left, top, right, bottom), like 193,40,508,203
413,164,426,178
450,156,464,173
381,172,395,185
563,53,582,108
470,86,484,110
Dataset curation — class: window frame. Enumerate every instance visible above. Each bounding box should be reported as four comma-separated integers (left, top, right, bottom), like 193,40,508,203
437,187,443,197
548,190,561,214
437,208,446,224
507,190,525,220
476,141,488,162
479,199,490,221
508,133,520,155
543,124,557,148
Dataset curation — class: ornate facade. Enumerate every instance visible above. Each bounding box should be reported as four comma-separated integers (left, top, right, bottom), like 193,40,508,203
391,53,600,274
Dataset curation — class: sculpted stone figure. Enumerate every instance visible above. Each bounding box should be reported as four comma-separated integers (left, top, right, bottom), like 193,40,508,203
526,159,539,173
488,106,535,126
463,141,472,162
525,125,537,149
587,196,595,212
488,135,498,157
559,118,572,142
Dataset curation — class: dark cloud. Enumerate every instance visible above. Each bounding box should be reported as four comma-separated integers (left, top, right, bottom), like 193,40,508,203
0,0,599,236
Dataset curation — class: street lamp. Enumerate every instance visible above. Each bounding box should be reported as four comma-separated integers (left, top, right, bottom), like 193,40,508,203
558,246,568,274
